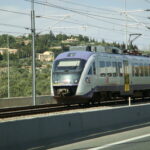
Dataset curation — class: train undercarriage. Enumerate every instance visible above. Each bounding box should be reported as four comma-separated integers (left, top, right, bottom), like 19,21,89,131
53,85,150,105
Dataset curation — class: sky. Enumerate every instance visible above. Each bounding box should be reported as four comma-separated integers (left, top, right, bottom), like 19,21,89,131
0,0,150,50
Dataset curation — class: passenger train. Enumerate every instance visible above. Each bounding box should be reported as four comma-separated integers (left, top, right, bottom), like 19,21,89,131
51,46,150,104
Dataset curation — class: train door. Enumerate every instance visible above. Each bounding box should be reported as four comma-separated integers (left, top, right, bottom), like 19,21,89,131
85,60,96,93
92,61,97,90
123,60,130,92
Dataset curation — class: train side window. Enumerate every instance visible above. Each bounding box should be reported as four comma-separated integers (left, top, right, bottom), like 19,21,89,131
147,64,149,76
139,63,144,77
88,66,92,75
106,61,111,67
134,63,139,77
93,62,96,75
99,61,106,77
106,61,112,77
132,63,135,76
112,62,117,77
99,61,105,67
144,63,149,76
149,64,150,76
118,62,123,77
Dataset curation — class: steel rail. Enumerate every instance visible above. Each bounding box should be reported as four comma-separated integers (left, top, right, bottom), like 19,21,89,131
0,104,66,118
0,98,150,119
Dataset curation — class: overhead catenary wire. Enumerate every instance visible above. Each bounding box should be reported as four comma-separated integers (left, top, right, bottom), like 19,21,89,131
46,0,150,19
57,0,118,14
0,8,148,36
25,0,141,23
57,0,150,21
0,30,29,35
0,23,30,30
0,8,29,16
1,5,149,33
26,0,150,32
0,7,129,35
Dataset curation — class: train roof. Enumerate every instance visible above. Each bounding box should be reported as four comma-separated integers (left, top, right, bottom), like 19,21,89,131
55,50,150,62
98,52,150,60
55,51,94,61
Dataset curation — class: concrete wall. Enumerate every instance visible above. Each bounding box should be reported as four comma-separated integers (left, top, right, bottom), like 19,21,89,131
0,96,56,108
0,104,150,150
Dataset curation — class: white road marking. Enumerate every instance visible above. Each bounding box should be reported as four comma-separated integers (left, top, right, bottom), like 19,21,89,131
88,133,150,150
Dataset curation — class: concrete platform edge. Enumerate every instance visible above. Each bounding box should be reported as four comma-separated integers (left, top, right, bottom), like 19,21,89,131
0,104,150,150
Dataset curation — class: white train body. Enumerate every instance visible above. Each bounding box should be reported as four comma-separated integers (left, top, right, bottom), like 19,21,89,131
51,48,150,104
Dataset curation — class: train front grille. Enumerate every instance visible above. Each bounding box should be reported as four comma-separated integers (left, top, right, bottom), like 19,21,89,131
53,86,77,97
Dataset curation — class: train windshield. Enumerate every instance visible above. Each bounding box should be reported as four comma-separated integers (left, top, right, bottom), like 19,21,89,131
52,59,86,84
53,59,86,72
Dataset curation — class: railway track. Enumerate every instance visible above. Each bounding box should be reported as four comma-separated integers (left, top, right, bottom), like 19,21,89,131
0,97,150,119
0,104,81,119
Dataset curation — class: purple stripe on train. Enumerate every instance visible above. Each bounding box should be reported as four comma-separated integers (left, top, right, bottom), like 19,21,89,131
55,51,94,61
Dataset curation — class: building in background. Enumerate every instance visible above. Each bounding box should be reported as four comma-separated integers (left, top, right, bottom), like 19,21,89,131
0,48,18,55
23,40,31,46
37,51,54,62
62,37,78,44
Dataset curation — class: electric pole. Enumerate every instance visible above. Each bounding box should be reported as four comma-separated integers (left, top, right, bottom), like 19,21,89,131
31,0,36,105
7,35,10,98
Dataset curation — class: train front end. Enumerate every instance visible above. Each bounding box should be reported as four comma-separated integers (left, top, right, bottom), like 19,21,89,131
51,51,93,104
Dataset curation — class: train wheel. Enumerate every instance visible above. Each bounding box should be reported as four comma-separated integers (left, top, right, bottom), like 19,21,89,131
90,95,96,105
89,100,95,106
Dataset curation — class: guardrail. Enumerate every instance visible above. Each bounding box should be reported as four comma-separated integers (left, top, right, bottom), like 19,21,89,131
0,95,56,108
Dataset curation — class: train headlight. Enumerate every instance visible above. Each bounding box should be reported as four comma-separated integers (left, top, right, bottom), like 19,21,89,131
54,80,58,83
74,79,78,84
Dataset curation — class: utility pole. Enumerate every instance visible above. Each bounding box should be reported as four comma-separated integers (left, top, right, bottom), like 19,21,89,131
31,0,36,105
125,0,128,50
7,35,10,98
